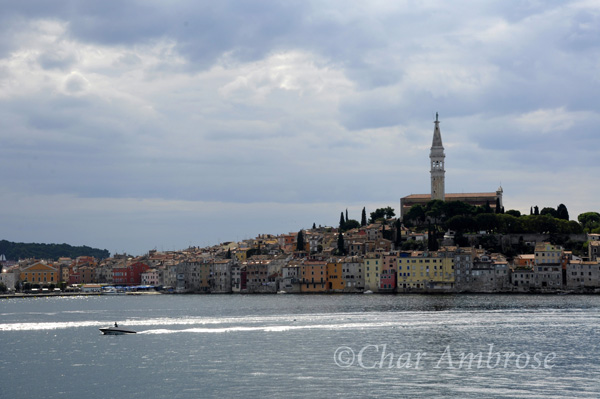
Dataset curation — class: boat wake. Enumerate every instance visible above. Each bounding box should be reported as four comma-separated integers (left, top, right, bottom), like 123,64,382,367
1,310,583,333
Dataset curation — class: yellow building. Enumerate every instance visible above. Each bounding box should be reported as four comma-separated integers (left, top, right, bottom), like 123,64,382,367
327,261,345,291
397,250,455,291
234,249,249,264
363,252,382,291
534,243,563,265
20,262,59,285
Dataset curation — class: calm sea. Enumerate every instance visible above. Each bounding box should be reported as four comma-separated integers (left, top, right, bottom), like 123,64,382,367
1,294,599,398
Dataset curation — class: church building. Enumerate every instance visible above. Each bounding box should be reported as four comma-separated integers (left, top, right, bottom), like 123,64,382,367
400,113,503,217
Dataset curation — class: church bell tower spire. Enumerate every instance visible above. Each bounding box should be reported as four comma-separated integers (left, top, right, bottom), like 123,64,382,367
430,112,445,201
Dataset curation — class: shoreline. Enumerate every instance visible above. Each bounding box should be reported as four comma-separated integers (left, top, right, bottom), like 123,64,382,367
2,290,599,299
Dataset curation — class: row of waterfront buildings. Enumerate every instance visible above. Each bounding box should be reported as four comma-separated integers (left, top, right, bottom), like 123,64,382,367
3,223,600,294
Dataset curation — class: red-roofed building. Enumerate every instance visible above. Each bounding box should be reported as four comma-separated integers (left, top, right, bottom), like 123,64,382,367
113,262,150,285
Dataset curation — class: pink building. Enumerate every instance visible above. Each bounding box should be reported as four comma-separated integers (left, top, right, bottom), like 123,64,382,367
141,269,160,286
380,253,398,291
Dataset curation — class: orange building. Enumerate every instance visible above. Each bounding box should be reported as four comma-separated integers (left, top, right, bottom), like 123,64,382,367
20,263,59,285
301,261,327,292
514,254,535,269
327,261,345,291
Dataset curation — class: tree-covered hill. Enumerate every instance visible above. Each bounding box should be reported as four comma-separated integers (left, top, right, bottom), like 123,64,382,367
0,240,110,261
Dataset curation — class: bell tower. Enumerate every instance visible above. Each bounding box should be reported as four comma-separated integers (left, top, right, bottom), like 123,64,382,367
430,112,445,201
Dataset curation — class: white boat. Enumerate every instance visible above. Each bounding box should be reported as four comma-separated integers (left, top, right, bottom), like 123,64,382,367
277,290,287,294
363,290,373,294
99,323,136,335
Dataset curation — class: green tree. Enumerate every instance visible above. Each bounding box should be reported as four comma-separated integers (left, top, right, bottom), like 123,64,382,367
401,239,425,251
496,214,522,234
369,207,396,223
446,215,476,233
339,212,345,228
534,206,539,216
395,219,402,247
478,235,501,252
0,240,110,261
557,204,569,220
0,282,7,293
540,207,558,218
443,201,475,219
528,214,558,234
567,220,583,234
312,222,316,230
296,230,305,251
403,205,426,226
476,213,498,233
337,233,345,255
226,248,232,259
483,200,493,213
578,212,600,232
427,224,439,251
506,209,521,217
425,200,446,224
343,219,361,231
361,207,367,226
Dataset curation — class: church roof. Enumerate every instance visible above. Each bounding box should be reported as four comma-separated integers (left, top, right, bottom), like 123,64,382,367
402,192,498,200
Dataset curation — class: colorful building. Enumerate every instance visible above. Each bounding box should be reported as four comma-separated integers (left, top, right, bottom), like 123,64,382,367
20,262,58,286
363,252,382,291
327,260,345,291
113,262,150,285
397,250,455,291
380,253,398,292
534,243,563,266
301,261,327,292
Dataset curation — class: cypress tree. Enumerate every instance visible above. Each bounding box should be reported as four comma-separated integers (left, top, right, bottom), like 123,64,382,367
557,204,569,220
427,224,436,251
337,233,345,255
346,208,349,223
395,219,402,247
484,200,492,213
361,207,367,226
339,212,345,229
296,230,305,251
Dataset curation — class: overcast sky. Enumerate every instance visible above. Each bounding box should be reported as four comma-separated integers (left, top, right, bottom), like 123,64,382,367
1,1,599,256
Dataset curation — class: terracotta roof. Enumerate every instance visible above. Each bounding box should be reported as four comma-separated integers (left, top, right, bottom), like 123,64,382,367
403,192,498,200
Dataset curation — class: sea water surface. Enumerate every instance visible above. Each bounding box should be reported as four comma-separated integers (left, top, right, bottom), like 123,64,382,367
1,294,599,398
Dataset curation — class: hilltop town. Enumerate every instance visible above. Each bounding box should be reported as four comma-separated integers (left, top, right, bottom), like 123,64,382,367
3,114,600,295
2,213,600,295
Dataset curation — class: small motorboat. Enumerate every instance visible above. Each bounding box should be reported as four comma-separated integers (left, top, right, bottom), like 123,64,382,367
99,322,136,335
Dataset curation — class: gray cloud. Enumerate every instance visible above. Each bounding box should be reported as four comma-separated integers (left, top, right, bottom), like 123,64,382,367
1,1,600,253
